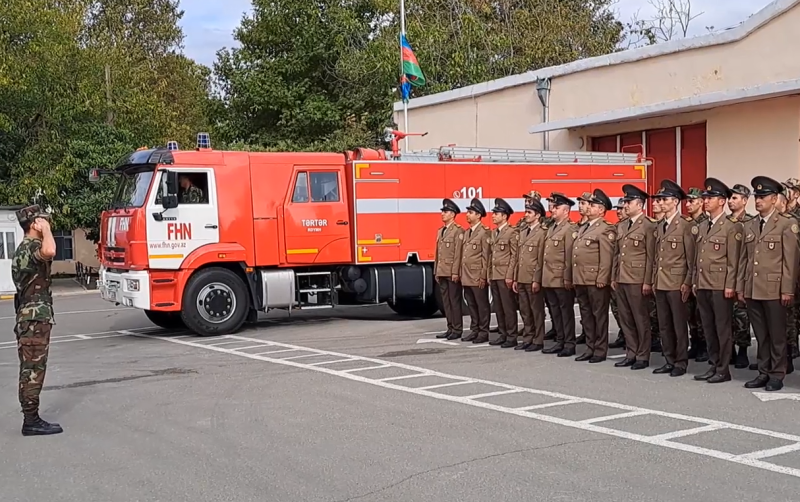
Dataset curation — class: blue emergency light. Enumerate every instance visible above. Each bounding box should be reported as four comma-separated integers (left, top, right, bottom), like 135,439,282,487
167,141,179,151
197,133,211,150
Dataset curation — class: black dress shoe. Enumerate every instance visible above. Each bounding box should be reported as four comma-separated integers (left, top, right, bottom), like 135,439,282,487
542,344,564,354
472,337,489,344
744,374,769,389
653,364,674,374
489,339,505,346
515,343,532,351
436,332,451,339
766,378,784,392
525,344,544,352
749,363,758,371
544,328,556,341
707,373,731,383
788,355,795,375
575,353,592,362
631,360,649,370
558,347,576,357
462,334,477,342
501,341,518,348
670,367,686,377
589,356,606,363
695,350,709,363
447,332,462,340
694,368,716,381
651,340,663,353
614,358,635,368
609,337,626,349
489,326,499,333
576,334,587,345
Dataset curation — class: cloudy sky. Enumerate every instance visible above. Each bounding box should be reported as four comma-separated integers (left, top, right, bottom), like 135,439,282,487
177,0,775,68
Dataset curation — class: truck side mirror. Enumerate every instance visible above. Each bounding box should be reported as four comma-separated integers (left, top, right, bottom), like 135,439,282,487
160,170,179,209
165,171,179,195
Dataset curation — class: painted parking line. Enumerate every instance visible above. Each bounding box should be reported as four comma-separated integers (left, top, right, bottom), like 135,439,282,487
0,307,133,321
0,326,167,350
143,333,800,480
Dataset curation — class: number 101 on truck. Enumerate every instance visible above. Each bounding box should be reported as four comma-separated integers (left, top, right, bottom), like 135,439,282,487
91,132,649,336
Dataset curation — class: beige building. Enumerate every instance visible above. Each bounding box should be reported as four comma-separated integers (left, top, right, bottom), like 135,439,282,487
393,0,800,199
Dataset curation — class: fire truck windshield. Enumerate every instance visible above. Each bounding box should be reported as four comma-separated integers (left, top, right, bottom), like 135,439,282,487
111,168,155,209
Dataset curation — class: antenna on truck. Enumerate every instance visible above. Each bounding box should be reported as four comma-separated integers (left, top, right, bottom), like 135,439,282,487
383,128,428,159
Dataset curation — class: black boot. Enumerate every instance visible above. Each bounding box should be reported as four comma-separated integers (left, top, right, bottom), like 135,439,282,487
544,328,556,341
734,346,749,369
22,415,63,437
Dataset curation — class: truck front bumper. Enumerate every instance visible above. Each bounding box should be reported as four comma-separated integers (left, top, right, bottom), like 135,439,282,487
98,267,151,310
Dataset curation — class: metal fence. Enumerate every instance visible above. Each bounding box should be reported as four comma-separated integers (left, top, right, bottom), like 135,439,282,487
74,262,99,290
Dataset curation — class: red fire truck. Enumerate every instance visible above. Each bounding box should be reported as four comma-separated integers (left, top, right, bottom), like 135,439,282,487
93,133,649,336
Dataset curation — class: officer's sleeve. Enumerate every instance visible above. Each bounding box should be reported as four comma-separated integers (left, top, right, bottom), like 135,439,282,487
506,230,519,282
682,221,696,287
452,227,465,277
433,228,440,272
726,222,743,291
564,224,576,283
645,222,656,286
598,226,615,285
480,230,490,282
534,232,545,284
611,224,620,283
781,219,800,296
736,223,749,295
28,239,48,264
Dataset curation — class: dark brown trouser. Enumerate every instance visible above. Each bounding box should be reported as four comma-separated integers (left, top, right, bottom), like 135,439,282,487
464,285,490,341
655,289,690,370
518,283,545,345
696,289,734,376
545,287,576,350
490,280,518,342
437,277,463,335
616,283,652,362
576,285,611,358
16,320,52,416
747,299,788,381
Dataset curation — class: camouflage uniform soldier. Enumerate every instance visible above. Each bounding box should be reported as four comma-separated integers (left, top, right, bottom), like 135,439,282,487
728,184,754,368
685,188,709,362
179,174,204,203
12,205,62,436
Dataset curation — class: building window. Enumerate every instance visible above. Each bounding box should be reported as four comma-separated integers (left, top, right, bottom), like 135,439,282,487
54,230,74,261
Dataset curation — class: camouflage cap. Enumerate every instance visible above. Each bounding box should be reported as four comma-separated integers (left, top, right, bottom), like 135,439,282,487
15,204,50,226
731,184,751,197
522,190,542,201
785,178,800,190
686,187,703,199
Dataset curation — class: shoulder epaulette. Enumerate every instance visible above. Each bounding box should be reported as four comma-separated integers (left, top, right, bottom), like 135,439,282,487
482,225,490,231
727,215,738,223
682,215,693,222
782,212,794,219
646,216,657,223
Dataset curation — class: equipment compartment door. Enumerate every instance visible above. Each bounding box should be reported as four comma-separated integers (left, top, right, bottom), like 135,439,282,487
283,167,352,264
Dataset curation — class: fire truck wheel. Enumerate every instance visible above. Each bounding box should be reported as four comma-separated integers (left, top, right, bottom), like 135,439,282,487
144,310,185,330
388,298,439,318
181,267,249,336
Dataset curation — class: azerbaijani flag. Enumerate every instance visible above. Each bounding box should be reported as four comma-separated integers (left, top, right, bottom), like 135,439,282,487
400,33,425,101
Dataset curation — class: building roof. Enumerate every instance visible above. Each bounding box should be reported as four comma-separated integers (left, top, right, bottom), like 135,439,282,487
393,0,797,112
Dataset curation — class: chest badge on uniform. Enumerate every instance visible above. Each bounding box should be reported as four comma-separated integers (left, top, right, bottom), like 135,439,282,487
445,242,450,248
633,240,640,247
553,241,559,247
528,246,533,252
585,240,591,246
472,244,477,250
500,244,505,251
769,242,775,250
671,242,677,249
713,243,720,251
691,226,698,235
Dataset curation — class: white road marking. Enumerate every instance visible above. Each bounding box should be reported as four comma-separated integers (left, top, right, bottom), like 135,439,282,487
0,326,163,350
753,392,800,402
0,307,133,321
416,338,460,346
142,333,800,480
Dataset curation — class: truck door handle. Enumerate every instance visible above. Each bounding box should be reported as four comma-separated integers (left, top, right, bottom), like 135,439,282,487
205,224,218,229
337,220,349,225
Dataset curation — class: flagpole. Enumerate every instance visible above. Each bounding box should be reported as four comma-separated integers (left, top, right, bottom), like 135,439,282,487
400,0,409,152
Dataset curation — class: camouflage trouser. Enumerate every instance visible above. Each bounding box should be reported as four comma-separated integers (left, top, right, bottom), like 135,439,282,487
611,293,622,334
687,293,704,345
649,296,660,342
732,301,751,348
16,320,52,416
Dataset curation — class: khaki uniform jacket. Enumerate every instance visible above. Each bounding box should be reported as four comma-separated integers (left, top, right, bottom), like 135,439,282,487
737,212,800,301
692,215,743,291
460,224,491,287
488,224,519,281
572,218,616,286
542,219,578,288
613,214,656,285
434,223,465,277
654,213,697,291
515,223,548,284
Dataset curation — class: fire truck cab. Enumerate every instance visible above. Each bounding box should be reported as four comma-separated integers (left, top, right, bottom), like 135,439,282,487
95,133,649,336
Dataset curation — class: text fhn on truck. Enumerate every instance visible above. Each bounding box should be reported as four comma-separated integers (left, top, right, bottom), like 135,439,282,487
91,132,651,336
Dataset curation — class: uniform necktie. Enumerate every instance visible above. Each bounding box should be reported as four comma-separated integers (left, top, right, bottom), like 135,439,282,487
526,228,531,237
469,228,473,238
627,219,632,230
707,220,713,231
759,218,766,234
662,220,668,233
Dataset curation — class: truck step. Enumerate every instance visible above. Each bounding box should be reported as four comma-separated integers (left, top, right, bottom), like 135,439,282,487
295,271,335,309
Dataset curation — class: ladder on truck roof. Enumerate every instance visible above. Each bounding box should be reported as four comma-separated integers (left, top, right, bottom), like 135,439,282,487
431,146,647,165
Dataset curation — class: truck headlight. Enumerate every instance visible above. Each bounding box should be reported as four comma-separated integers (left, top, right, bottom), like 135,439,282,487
126,279,140,292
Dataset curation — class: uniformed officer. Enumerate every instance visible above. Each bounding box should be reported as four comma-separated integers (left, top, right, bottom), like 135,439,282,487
12,205,63,436
434,198,465,340
526,190,558,341
652,180,697,377
513,199,548,352
573,189,616,363
649,197,664,353
609,200,628,350
783,178,800,366
461,198,491,344
612,184,657,370
692,178,744,384
488,198,520,347
575,209,589,346
542,192,579,357
685,188,709,363
728,184,754,368
738,176,800,391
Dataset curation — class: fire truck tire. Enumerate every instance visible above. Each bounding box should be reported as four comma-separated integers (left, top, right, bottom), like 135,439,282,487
144,310,185,330
181,267,249,336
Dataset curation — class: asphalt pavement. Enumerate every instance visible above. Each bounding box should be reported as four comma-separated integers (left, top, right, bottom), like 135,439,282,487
2,294,800,501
